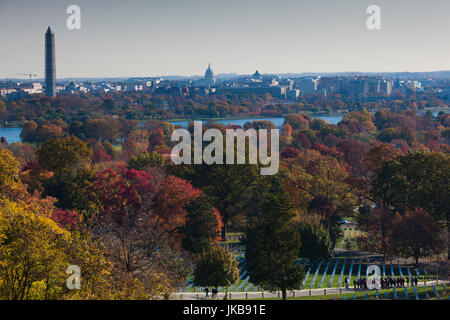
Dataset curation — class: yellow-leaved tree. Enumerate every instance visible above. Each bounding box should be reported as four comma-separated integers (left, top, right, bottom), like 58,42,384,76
0,149,20,190
0,198,70,299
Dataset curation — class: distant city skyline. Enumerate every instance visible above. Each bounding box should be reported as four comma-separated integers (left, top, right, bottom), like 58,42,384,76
1,0,449,79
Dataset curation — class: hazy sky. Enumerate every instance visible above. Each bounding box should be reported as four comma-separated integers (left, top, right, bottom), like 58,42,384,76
1,0,449,78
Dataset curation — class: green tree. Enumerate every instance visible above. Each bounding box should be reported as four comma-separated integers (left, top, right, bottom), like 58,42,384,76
43,167,97,214
102,99,117,112
193,246,239,295
37,136,93,172
181,196,222,254
243,176,305,300
372,151,450,259
128,151,165,170
173,163,260,240
298,223,333,259
19,121,38,142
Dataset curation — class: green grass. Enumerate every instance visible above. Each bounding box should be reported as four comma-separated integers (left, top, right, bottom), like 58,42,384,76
185,230,439,294
251,285,447,300
337,226,360,249
183,256,439,293
302,258,438,289
112,144,122,151
219,239,240,245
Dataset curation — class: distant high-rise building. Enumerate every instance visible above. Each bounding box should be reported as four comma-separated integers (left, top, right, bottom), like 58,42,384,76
45,26,56,97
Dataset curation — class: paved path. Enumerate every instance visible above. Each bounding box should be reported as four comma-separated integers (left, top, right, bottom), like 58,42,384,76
170,280,448,300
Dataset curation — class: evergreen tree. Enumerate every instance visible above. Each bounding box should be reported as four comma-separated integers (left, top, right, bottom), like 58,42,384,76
243,175,305,300
181,196,222,254
193,246,239,294
298,223,333,259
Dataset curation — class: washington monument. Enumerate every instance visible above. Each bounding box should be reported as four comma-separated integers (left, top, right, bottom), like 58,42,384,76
45,26,56,97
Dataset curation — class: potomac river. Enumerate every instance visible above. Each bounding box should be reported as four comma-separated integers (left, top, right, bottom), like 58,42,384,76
0,115,343,144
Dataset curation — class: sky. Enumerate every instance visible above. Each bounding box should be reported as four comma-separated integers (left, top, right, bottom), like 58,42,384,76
0,0,449,78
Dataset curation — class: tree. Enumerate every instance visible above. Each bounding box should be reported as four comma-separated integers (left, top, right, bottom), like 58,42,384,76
392,208,446,265
373,151,449,219
0,198,70,300
193,246,239,293
372,151,450,259
181,196,223,254
19,121,38,142
68,121,85,139
357,206,396,259
20,120,65,144
281,123,292,137
152,175,202,243
91,166,195,293
122,129,149,158
37,136,93,172
298,223,333,259
102,98,117,112
128,151,165,170
0,197,155,300
243,175,305,300
52,209,78,230
174,163,260,239
361,142,402,177
0,100,6,113
92,167,155,272
0,149,20,189
284,154,353,246
284,114,310,130
336,139,366,173
377,127,400,143
280,147,299,159
43,167,96,213
5,142,36,168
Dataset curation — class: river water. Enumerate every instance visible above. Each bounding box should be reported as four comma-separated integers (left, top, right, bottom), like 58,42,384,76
0,115,343,144
168,115,343,130
1,111,447,144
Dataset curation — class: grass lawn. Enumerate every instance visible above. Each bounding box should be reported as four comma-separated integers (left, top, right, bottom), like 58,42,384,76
252,285,448,300
183,255,439,293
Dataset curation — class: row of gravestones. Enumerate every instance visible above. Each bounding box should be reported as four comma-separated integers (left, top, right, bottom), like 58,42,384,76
339,227,356,248
303,256,430,290
182,244,434,294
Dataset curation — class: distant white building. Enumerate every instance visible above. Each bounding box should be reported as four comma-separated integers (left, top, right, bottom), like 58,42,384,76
126,84,143,92
203,64,216,85
21,82,43,94
0,88,16,96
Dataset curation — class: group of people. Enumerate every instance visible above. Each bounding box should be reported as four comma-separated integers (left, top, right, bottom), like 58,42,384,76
379,276,419,289
345,276,420,290
204,288,219,299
